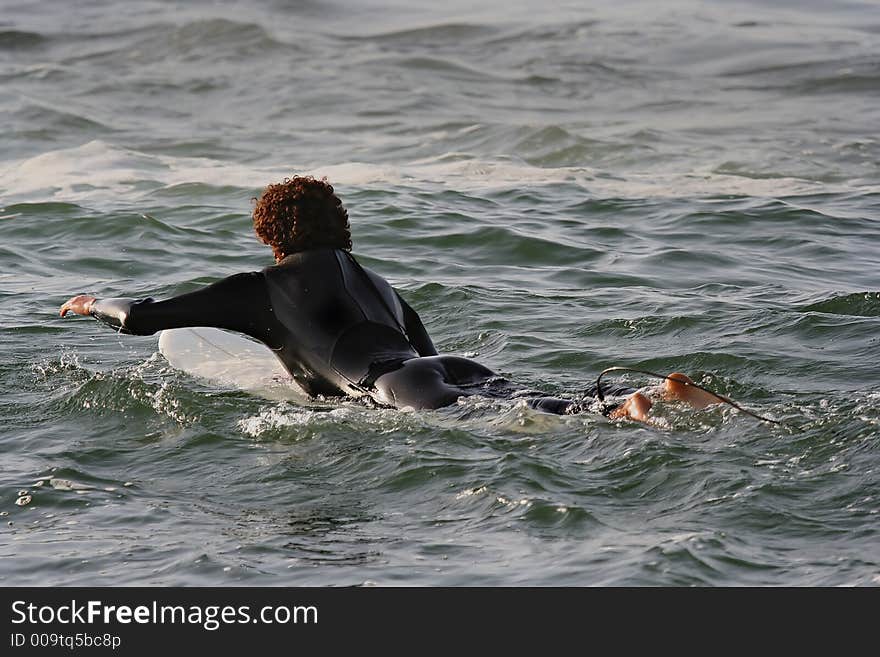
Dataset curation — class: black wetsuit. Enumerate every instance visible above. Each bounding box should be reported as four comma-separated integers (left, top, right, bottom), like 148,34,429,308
90,248,628,412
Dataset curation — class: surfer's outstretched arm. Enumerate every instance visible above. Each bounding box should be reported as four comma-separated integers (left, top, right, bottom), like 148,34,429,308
60,272,281,345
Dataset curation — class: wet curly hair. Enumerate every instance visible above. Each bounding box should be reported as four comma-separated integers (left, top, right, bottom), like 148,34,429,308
253,176,351,260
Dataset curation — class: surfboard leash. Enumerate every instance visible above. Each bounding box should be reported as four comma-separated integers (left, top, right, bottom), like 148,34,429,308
595,366,803,431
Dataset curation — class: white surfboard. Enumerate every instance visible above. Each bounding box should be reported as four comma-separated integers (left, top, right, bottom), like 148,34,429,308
158,327,308,401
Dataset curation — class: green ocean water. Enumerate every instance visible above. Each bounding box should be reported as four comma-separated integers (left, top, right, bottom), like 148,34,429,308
1,0,878,585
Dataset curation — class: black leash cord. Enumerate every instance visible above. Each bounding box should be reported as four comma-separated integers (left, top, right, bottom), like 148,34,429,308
595,366,801,431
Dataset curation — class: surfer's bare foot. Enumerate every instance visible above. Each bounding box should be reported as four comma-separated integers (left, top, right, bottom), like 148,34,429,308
662,372,720,410
609,391,653,422
60,295,96,317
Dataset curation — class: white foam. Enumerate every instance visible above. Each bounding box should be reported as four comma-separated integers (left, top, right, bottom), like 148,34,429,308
238,405,322,437
2,140,164,201
0,140,277,204
2,139,877,206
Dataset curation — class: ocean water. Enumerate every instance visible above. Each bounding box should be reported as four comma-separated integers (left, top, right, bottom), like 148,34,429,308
1,0,878,586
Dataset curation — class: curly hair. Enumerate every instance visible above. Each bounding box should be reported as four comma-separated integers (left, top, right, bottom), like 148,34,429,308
253,176,351,260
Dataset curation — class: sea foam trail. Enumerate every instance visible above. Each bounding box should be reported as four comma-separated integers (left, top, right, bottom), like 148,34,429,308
3,140,877,207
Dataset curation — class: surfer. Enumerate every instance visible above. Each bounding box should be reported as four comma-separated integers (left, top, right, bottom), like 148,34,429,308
60,176,718,420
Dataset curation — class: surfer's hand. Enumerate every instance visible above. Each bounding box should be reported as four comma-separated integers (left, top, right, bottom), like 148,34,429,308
60,295,97,317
